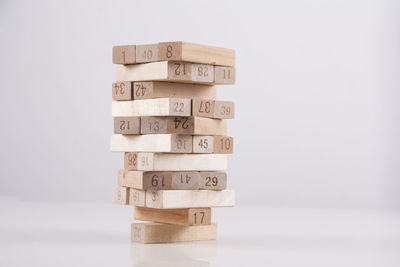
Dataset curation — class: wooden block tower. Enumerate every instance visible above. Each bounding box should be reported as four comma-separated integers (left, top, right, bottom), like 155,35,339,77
111,41,236,243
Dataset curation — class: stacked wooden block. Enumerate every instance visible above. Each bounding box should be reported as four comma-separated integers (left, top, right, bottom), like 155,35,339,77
111,41,236,243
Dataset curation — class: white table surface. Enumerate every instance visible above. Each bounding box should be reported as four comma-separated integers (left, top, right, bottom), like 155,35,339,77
1,198,399,267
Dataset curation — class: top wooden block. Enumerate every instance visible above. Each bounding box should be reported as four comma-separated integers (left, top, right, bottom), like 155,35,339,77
113,41,235,66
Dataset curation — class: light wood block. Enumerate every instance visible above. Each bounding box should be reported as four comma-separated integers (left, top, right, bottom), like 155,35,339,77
112,186,129,205
129,188,146,206
112,45,136,64
112,81,133,101
214,66,236,84
116,61,217,84
158,41,235,66
113,117,140,134
145,189,235,209
131,222,217,243
192,99,235,119
124,152,154,171
118,170,227,190
190,63,214,83
112,98,191,117
124,152,227,171
132,81,216,100
169,172,200,190
134,207,211,226
118,170,144,189
192,136,233,154
136,44,159,63
140,116,227,135
118,170,199,190
198,172,227,190
110,134,192,153
124,153,227,171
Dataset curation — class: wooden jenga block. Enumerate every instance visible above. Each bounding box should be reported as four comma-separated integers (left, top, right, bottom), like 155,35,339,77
132,81,216,100
169,171,200,190
129,188,146,206
113,117,140,134
192,99,235,119
124,153,227,171
134,207,211,226
214,101,235,119
192,136,233,154
212,136,234,153
140,117,227,135
118,170,227,190
118,170,199,190
158,41,235,66
198,172,227,190
112,186,129,205
135,44,159,63
131,222,217,243
112,98,191,117
190,63,214,83
124,152,154,171
110,134,192,153
112,81,133,101
146,189,235,209
116,61,218,84
214,66,236,84
112,45,136,64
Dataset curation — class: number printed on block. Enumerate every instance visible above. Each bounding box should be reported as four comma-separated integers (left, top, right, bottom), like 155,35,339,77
143,172,172,190
192,136,233,154
170,117,194,134
112,186,129,205
199,172,227,190
168,62,191,81
192,99,234,119
171,172,200,190
113,117,140,134
188,208,212,226
129,188,146,206
192,64,214,83
171,135,192,153
213,136,234,154
158,42,182,61
112,81,133,100
136,44,159,63
214,101,235,119
112,45,136,64
193,136,214,153
140,117,194,134
140,117,167,134
214,66,236,84
124,152,154,171
147,190,162,207
133,82,152,99
192,99,215,118
169,98,191,116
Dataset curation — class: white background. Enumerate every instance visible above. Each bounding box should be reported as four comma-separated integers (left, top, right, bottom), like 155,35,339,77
0,0,399,209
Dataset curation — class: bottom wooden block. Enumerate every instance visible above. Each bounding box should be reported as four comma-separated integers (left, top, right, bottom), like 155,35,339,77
134,206,211,226
131,222,217,243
